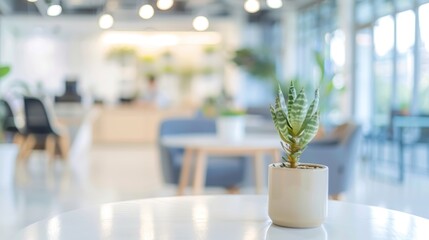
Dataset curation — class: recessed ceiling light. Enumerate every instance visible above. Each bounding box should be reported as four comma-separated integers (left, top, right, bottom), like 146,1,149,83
157,0,174,10
193,16,209,31
47,4,62,16
244,0,260,13
99,14,114,30
267,0,283,9
27,0,38,2
139,4,155,19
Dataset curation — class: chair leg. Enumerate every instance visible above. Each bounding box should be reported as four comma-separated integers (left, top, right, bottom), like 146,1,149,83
13,134,25,145
329,194,343,201
226,186,240,194
58,134,70,161
45,135,56,165
18,134,36,163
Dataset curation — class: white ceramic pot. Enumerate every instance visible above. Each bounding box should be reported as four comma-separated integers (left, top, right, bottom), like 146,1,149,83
268,162,328,228
216,116,245,141
0,144,18,189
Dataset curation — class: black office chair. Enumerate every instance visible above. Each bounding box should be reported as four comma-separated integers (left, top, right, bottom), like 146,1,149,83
20,97,69,163
0,99,25,144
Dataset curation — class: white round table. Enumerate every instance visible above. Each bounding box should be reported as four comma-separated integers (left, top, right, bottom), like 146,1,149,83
16,195,429,239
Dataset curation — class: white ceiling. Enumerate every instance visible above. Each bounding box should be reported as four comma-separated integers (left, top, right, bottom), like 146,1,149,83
3,0,319,17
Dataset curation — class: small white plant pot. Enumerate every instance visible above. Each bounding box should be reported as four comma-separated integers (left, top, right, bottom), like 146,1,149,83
268,162,328,228
0,144,18,189
216,116,245,141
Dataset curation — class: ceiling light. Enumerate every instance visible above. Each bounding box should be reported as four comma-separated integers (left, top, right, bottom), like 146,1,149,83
139,4,155,19
27,0,38,2
157,0,174,10
193,16,209,31
244,0,260,13
47,4,62,16
267,0,283,9
99,14,114,30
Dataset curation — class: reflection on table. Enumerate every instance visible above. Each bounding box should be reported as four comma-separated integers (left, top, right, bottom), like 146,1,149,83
15,195,429,240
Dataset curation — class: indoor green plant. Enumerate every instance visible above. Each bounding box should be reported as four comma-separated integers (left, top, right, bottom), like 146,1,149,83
232,48,278,95
268,81,328,228
216,107,246,142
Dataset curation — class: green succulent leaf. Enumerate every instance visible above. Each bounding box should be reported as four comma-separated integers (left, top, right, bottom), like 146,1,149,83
280,141,291,155
281,156,288,163
299,112,319,146
297,89,319,136
287,81,296,108
274,91,292,131
289,89,308,134
290,146,306,159
270,105,287,142
270,81,320,168
277,84,288,113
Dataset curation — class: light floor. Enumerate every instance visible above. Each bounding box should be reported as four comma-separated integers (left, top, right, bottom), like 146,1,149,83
1,143,429,239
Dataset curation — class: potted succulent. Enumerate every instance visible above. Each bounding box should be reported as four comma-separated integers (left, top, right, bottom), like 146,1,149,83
268,81,328,228
216,108,246,142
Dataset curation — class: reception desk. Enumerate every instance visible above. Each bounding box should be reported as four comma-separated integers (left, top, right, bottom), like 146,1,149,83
92,105,195,144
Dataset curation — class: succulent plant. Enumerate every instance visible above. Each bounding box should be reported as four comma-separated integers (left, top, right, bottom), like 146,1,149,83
270,81,320,168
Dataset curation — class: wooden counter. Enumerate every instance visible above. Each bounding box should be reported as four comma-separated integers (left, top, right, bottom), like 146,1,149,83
92,104,195,144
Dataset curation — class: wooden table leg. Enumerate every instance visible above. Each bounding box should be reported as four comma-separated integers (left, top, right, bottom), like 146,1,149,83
254,151,264,194
177,148,194,195
193,150,207,195
272,148,281,163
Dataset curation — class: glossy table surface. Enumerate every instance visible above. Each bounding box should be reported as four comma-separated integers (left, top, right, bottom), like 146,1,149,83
15,195,429,240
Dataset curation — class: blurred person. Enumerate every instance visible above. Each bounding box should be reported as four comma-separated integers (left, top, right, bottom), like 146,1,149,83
140,74,168,107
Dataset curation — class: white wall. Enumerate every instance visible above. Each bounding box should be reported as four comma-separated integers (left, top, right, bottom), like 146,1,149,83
0,15,242,106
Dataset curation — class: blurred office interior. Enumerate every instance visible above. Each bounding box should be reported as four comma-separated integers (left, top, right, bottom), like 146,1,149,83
1,0,429,238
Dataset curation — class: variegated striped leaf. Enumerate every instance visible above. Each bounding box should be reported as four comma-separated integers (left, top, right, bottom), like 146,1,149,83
299,112,319,146
280,141,291,155
270,105,288,142
290,146,306,159
297,89,319,136
287,81,296,108
275,91,293,130
281,156,288,163
277,84,288,113
289,89,308,134
276,108,291,137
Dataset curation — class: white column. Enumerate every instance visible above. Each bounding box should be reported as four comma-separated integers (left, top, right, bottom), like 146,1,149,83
282,4,298,81
338,0,355,121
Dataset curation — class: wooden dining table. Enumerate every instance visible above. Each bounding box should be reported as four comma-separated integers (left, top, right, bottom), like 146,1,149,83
161,133,281,195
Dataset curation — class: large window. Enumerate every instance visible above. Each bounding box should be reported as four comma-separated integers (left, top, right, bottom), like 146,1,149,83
396,10,415,112
354,0,429,129
296,0,344,124
418,3,429,113
373,15,394,121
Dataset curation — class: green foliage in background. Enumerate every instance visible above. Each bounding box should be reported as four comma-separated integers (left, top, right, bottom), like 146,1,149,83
106,46,137,66
314,50,345,122
232,48,277,84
